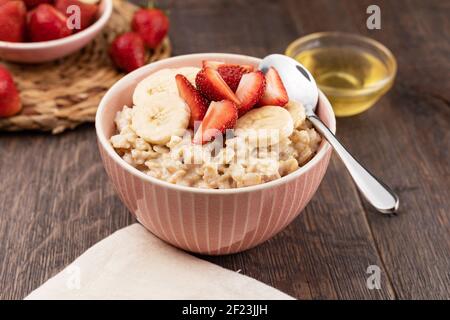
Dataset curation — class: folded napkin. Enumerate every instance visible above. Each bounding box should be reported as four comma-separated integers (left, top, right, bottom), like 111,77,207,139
26,224,292,300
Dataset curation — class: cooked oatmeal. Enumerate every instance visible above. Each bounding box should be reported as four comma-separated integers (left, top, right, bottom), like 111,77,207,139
110,66,321,189
111,103,321,189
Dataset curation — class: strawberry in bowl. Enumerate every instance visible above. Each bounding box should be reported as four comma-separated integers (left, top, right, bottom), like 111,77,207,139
96,53,335,255
0,0,112,63
0,1,27,43
27,3,73,42
22,0,53,9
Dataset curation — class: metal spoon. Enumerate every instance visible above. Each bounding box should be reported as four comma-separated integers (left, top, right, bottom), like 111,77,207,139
259,54,399,214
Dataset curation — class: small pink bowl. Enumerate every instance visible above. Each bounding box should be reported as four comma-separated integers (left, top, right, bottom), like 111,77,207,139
0,0,112,63
96,53,336,255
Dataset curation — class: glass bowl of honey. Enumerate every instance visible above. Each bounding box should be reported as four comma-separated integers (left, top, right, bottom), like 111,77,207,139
286,32,397,117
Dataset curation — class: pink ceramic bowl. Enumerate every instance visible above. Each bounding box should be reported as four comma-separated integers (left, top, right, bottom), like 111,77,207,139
0,0,112,63
96,53,336,255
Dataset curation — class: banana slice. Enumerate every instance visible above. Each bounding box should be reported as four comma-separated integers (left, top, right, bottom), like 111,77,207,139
235,106,294,146
133,69,178,108
131,92,190,145
285,100,306,129
133,68,200,109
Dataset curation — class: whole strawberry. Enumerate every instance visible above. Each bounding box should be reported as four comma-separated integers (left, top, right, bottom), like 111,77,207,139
131,5,169,49
0,65,22,118
0,1,26,43
109,32,146,73
28,4,72,42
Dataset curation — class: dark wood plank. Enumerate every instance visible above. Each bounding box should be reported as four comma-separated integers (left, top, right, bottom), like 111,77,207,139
346,0,450,299
0,0,448,300
0,127,135,299
281,0,450,299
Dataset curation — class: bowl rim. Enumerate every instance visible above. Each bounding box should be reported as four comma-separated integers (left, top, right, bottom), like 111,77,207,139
96,53,336,195
285,31,398,97
0,0,113,49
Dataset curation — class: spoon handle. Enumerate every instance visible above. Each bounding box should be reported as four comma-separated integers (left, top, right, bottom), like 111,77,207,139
307,114,399,214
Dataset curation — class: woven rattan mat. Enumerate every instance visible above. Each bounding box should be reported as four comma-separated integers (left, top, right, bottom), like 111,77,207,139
0,0,171,134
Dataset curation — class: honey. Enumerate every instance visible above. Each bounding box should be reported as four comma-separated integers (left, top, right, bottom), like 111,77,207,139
294,46,394,117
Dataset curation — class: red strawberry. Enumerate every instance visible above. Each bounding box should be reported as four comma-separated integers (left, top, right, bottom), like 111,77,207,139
202,61,254,91
235,71,266,116
23,0,53,9
0,1,26,43
27,4,72,42
217,64,251,92
55,0,98,32
258,67,289,106
175,74,208,128
109,32,146,73
195,67,240,106
0,66,21,118
193,100,238,145
132,7,169,49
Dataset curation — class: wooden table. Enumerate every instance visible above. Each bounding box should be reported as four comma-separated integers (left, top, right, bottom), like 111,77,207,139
0,0,449,300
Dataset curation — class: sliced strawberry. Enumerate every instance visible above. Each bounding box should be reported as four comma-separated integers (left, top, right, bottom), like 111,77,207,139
175,74,208,128
195,67,240,105
258,67,289,106
193,100,238,145
217,64,250,92
235,71,266,116
201,61,254,91
237,64,254,73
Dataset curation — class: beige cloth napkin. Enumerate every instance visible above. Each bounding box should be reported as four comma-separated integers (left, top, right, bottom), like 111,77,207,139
26,224,293,300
